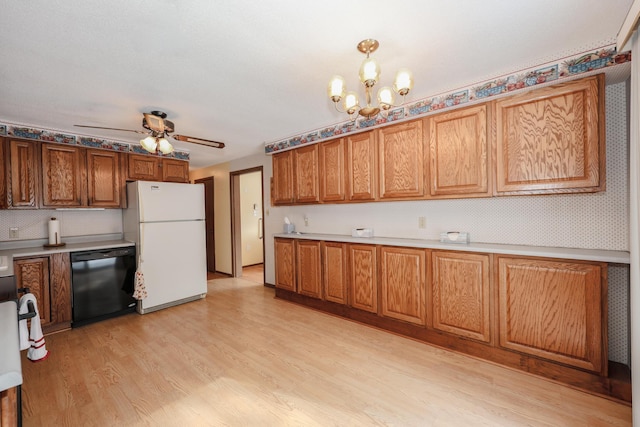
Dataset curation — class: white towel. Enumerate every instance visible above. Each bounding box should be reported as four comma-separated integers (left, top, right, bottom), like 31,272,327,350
18,294,49,362
133,270,147,300
18,295,32,350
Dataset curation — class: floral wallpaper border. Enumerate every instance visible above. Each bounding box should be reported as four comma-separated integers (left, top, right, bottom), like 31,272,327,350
0,123,190,160
265,45,631,153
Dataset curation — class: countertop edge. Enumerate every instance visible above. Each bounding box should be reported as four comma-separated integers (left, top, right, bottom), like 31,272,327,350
273,233,630,264
0,239,135,263
0,301,22,392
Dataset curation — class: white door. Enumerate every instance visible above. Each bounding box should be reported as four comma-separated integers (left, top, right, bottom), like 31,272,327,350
137,181,205,222
138,220,207,311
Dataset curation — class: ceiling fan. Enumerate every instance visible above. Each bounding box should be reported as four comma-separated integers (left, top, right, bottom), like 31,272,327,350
75,111,225,154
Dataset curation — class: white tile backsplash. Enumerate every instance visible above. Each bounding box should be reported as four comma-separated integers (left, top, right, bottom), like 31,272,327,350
0,209,123,242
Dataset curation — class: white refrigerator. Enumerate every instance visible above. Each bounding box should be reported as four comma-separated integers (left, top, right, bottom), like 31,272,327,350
123,181,208,314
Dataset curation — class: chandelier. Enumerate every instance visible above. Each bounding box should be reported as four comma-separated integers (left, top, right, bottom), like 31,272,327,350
327,39,414,120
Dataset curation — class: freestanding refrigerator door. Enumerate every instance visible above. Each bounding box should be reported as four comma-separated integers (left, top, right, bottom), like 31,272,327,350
136,181,205,223
138,220,207,313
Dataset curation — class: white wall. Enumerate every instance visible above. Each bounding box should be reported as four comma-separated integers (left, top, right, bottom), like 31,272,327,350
190,162,232,274
240,171,264,266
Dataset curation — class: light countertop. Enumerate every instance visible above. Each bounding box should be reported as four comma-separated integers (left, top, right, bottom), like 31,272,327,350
0,235,135,277
0,301,22,392
0,239,134,259
274,233,630,264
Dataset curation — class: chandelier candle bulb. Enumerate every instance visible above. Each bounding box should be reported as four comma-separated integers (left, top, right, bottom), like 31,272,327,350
328,76,346,101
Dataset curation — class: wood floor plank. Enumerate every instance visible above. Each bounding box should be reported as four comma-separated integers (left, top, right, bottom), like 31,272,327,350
20,277,630,426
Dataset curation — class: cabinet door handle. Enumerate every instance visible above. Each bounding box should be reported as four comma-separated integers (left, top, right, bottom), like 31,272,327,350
258,218,263,239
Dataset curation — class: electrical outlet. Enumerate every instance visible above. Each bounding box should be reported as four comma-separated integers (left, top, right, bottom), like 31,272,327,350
418,217,426,229
304,215,309,227
9,227,19,239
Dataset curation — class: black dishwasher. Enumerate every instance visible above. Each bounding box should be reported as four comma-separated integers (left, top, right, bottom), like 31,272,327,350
70,247,137,327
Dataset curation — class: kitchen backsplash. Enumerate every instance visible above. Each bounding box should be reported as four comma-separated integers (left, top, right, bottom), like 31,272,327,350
0,209,123,242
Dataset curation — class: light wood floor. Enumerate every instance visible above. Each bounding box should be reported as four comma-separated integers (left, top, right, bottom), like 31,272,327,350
241,263,264,284
21,278,631,426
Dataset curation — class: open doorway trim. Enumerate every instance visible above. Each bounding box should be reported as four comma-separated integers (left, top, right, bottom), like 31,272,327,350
230,166,265,285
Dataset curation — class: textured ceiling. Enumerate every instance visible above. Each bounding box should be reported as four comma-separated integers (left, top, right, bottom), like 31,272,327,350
0,0,634,169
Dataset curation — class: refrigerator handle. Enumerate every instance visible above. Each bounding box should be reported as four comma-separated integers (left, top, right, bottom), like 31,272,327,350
258,218,263,240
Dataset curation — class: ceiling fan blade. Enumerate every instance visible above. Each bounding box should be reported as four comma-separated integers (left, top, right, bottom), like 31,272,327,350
74,124,148,135
173,134,225,149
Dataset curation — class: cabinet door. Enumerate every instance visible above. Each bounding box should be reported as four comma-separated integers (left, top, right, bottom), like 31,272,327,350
8,139,39,208
0,139,6,208
380,246,426,325
497,256,606,373
272,151,294,205
87,149,123,207
431,251,490,342
495,74,604,195
49,252,71,330
14,257,51,326
274,238,296,291
428,105,489,197
319,138,346,202
294,144,319,203
322,242,347,304
296,240,322,298
378,120,425,199
349,244,377,313
127,154,160,181
162,158,189,183
347,131,376,201
41,143,84,207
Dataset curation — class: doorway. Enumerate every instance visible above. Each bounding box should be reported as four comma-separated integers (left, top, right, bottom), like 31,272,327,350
195,176,215,272
230,167,265,284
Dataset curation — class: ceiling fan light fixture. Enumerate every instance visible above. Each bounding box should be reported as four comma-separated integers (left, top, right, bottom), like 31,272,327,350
157,137,174,154
140,136,158,153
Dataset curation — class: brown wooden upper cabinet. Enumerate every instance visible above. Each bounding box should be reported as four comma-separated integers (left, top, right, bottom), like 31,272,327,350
6,139,39,208
347,131,377,201
377,120,425,199
86,149,124,207
494,74,605,195
41,143,85,207
272,150,294,205
127,154,161,181
41,143,125,208
161,158,189,183
293,144,319,203
126,154,189,183
319,138,346,202
427,104,490,197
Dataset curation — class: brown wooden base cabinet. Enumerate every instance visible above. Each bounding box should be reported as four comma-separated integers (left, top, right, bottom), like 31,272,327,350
0,387,18,427
348,244,377,313
322,242,348,304
296,240,322,298
14,253,71,334
430,251,491,342
497,255,607,374
380,246,426,325
274,237,623,402
274,238,296,292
